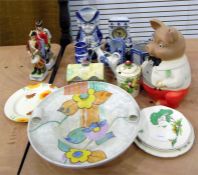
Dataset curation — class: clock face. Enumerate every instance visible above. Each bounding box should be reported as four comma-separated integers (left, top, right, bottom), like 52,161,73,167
112,27,127,39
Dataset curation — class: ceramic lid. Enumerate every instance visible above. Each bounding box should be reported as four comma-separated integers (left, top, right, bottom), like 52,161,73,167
138,105,192,151
116,61,141,78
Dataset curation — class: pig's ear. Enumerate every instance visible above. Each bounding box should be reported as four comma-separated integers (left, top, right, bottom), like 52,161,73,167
150,19,164,30
166,27,178,43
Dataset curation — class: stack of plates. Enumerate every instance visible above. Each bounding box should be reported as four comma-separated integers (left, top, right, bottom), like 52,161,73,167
4,83,57,122
135,105,195,158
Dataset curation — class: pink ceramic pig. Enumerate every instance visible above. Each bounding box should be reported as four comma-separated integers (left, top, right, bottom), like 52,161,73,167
142,19,191,108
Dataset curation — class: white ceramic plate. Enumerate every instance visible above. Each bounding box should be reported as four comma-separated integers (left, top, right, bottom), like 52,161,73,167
135,124,195,158
138,106,192,150
28,81,142,168
4,83,57,122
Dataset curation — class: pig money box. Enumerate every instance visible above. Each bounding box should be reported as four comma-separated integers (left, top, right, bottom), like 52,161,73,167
142,19,191,108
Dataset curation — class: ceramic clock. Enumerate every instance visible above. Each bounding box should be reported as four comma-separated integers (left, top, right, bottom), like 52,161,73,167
109,17,130,40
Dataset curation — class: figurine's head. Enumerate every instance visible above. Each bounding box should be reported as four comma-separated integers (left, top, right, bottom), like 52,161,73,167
146,19,186,61
35,19,43,31
29,30,37,40
76,7,100,34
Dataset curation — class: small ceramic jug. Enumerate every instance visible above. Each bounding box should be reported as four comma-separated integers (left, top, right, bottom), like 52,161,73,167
116,61,141,97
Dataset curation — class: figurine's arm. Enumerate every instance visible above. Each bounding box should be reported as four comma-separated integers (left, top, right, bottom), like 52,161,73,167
156,69,184,89
141,60,149,69
44,28,52,40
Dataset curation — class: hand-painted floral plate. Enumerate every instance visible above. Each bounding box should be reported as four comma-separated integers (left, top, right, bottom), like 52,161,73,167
4,83,57,122
28,81,141,168
135,123,194,158
138,106,192,151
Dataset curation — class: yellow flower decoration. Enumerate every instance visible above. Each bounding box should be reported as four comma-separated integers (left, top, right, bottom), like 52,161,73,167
15,117,29,122
65,148,91,163
39,90,52,100
26,83,41,89
72,89,95,109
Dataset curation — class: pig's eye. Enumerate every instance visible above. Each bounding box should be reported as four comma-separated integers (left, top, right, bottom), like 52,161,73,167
159,43,164,48
148,37,154,42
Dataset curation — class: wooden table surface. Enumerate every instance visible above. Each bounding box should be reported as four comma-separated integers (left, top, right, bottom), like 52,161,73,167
0,44,60,175
1,40,198,175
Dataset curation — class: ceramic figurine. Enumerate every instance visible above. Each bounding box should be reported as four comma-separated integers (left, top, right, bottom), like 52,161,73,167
35,19,55,70
76,7,103,49
76,7,107,63
27,31,48,81
131,42,149,65
142,19,191,108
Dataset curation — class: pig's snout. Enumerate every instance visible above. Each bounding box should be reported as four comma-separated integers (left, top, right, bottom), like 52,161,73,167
145,45,150,52
146,43,155,56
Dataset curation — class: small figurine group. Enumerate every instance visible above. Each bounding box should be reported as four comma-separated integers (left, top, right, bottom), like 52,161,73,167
27,20,55,81
74,6,191,108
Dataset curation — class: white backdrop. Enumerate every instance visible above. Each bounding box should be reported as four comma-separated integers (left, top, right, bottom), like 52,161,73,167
69,0,198,41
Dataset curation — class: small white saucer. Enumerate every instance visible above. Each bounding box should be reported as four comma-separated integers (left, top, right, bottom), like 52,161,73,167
138,106,192,150
135,124,195,158
4,83,57,122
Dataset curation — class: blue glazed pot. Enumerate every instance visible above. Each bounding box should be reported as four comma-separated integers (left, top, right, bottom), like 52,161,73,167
75,42,88,55
75,42,88,63
75,54,89,63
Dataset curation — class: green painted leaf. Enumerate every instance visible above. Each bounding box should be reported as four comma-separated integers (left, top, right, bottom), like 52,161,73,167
138,129,144,133
171,138,177,147
95,132,115,145
172,119,183,136
127,88,133,93
165,115,171,123
65,128,86,144
58,139,71,152
150,109,173,125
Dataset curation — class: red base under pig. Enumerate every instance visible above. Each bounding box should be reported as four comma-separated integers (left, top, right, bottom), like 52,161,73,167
142,83,188,108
